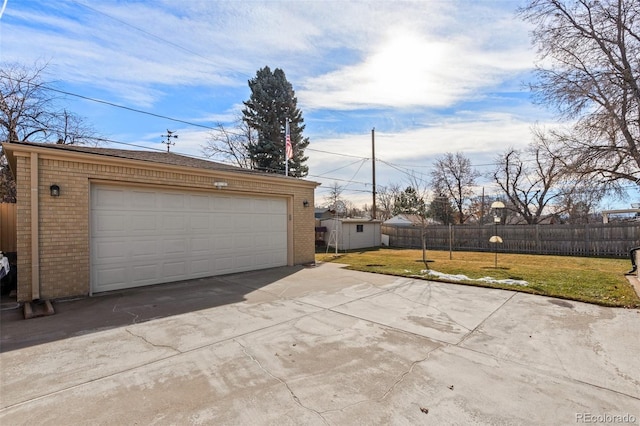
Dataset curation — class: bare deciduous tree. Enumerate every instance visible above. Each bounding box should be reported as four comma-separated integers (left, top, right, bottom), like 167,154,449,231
374,183,401,221
492,138,566,224
1,62,99,201
54,109,99,146
430,152,479,224
557,183,605,224
1,62,55,142
202,117,256,168
519,0,640,188
1,62,97,144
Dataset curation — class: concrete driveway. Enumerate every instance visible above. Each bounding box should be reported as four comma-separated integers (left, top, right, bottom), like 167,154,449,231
1,263,639,425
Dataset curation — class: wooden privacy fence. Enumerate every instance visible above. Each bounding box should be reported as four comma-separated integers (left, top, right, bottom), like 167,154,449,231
0,203,17,253
381,222,640,258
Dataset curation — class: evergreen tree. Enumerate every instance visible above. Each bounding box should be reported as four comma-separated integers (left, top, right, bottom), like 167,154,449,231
392,187,427,216
428,194,455,225
242,66,309,177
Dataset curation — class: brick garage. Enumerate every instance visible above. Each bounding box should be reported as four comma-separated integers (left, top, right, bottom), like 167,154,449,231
3,141,318,302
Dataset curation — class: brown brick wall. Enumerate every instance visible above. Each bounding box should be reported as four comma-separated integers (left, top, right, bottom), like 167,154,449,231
15,155,32,301
15,152,316,301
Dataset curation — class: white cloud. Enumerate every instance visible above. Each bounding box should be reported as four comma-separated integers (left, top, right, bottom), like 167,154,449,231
310,112,536,164
298,22,534,111
2,0,532,110
5,0,584,207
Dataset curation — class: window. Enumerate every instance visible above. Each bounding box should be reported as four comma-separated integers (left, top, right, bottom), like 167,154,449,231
356,224,364,232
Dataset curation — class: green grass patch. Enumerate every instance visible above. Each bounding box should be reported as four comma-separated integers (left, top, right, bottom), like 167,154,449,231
316,248,640,308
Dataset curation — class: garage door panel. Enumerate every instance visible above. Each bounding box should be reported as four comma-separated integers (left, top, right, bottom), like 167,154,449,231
189,214,210,230
215,215,234,233
94,265,127,287
93,187,126,208
162,238,187,255
233,213,251,228
253,252,276,268
131,214,158,232
191,257,211,275
211,196,232,212
190,237,211,254
91,185,288,293
93,240,129,262
132,191,157,208
162,260,186,278
214,235,234,252
160,193,185,209
93,213,127,234
131,239,159,258
234,254,254,270
270,217,287,232
162,214,186,232
254,234,270,249
189,194,210,210
215,262,235,275
234,198,252,212
251,215,269,230
132,264,160,283
234,234,253,250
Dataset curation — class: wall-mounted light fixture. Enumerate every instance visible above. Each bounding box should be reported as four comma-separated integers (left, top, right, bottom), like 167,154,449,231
50,184,60,197
303,200,309,207
213,181,228,189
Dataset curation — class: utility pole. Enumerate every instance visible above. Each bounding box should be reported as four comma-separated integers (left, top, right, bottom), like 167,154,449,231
371,128,377,219
161,130,178,152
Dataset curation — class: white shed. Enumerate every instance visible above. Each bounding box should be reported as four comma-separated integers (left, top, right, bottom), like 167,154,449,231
321,218,381,251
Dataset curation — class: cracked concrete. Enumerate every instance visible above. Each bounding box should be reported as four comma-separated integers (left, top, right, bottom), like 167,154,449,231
236,340,330,425
1,262,638,425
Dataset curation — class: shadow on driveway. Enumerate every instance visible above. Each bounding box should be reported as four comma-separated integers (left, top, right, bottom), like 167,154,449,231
0,266,303,353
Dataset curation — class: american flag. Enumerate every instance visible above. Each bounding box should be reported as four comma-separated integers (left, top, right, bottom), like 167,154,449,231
285,120,293,160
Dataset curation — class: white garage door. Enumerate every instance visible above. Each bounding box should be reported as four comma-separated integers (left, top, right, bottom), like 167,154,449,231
90,185,288,293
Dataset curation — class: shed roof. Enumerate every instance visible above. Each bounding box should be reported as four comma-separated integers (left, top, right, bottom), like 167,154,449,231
321,218,382,224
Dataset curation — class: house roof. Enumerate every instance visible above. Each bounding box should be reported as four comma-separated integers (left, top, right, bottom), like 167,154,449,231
384,214,437,226
2,141,318,186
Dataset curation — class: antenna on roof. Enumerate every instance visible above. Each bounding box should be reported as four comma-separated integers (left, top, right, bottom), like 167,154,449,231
161,130,178,152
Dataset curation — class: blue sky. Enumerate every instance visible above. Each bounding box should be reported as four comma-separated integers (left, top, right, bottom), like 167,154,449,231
1,0,631,209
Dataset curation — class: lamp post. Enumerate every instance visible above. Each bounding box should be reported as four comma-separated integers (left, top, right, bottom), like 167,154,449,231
490,201,505,268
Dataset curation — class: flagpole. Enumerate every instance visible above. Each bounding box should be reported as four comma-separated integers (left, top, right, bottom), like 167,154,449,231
285,119,290,177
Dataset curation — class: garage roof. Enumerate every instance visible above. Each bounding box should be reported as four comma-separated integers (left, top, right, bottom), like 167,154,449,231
3,141,316,184
3,141,264,173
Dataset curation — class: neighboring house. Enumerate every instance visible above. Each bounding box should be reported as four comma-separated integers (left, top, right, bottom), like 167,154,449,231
321,218,381,251
601,208,640,224
2,141,319,302
384,214,438,226
314,207,334,220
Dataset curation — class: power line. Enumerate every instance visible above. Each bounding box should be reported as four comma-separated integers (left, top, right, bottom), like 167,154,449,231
42,85,219,131
313,159,368,177
305,147,368,160
307,173,370,187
